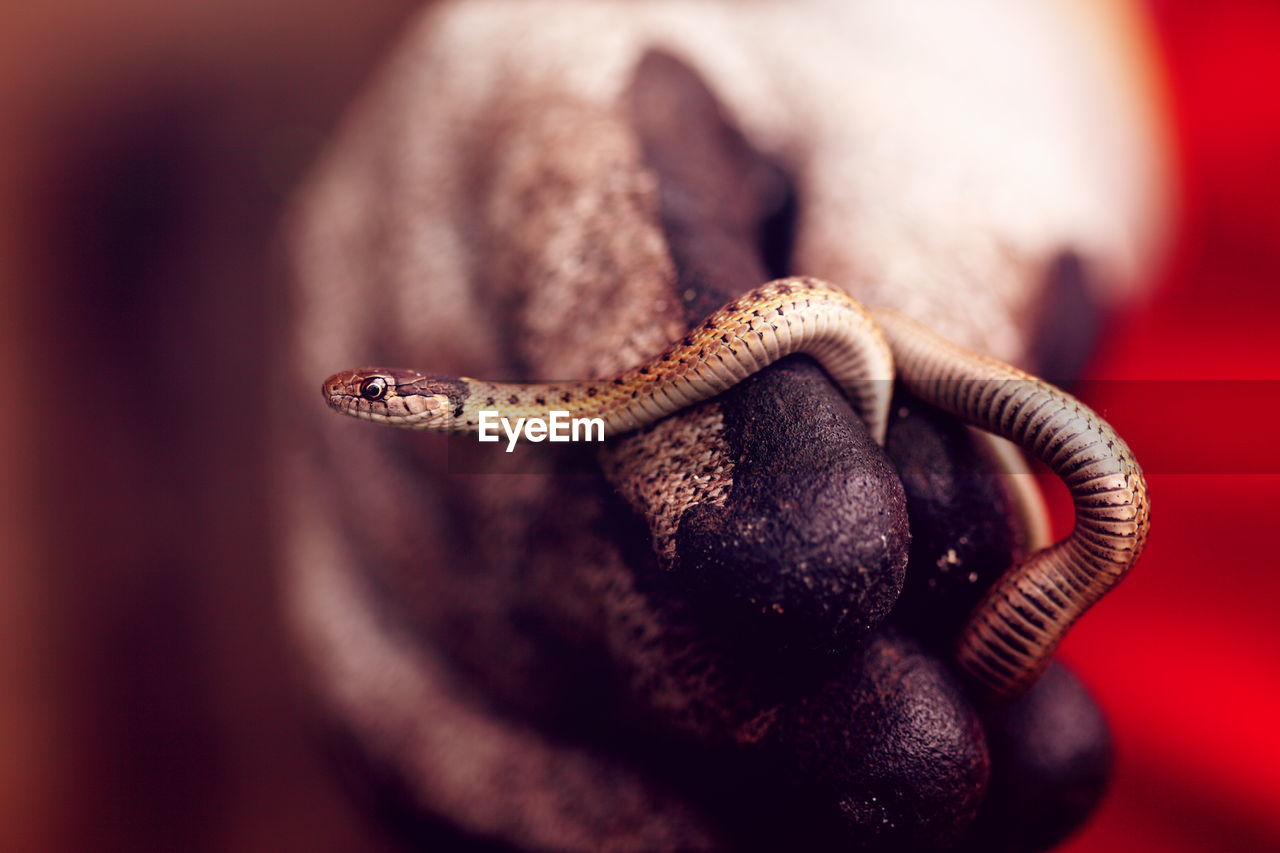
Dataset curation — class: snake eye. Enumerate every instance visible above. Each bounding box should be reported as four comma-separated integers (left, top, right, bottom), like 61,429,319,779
359,376,389,401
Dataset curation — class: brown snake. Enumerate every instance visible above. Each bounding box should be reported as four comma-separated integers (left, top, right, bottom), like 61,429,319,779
322,276,1149,696
323,278,896,443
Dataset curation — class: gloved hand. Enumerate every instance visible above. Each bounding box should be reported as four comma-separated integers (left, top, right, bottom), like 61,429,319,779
283,2,1170,850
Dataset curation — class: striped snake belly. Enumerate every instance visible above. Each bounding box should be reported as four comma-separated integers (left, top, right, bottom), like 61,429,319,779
873,310,1149,695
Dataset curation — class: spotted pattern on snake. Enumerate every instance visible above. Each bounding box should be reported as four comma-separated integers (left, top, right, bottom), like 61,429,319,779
324,277,896,442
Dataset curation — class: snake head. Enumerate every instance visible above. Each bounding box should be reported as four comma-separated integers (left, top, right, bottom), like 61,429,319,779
322,367,466,431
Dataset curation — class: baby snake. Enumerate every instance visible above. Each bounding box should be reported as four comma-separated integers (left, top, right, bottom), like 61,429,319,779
322,276,1149,697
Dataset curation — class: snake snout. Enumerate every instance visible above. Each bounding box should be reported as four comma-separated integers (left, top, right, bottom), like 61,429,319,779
321,369,369,413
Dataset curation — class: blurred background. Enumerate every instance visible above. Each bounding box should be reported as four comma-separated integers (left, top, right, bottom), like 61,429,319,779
0,1,1276,851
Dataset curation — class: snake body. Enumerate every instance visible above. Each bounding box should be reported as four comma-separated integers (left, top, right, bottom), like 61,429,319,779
323,277,1149,697
324,277,896,444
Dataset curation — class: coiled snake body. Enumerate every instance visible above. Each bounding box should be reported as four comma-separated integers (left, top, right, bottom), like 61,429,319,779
323,276,1148,697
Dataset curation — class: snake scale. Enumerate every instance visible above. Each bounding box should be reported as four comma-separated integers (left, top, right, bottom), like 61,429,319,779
322,276,1149,697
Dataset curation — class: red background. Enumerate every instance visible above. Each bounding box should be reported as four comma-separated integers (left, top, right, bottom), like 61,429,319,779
1060,2,1280,851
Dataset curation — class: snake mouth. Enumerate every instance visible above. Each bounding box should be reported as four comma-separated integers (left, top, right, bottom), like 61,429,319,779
321,385,349,413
